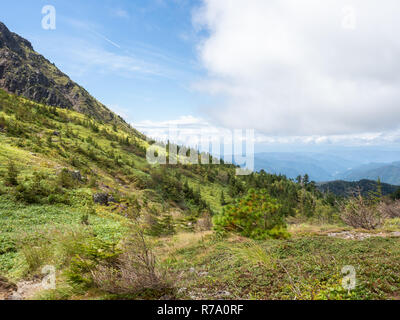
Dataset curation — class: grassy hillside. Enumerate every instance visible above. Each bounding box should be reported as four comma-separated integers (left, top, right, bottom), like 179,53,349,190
0,88,400,300
0,87,237,276
162,231,400,300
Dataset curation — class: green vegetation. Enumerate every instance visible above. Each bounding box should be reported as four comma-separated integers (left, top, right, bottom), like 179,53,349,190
164,232,400,300
318,179,398,197
214,189,289,240
0,88,399,300
1,22,399,301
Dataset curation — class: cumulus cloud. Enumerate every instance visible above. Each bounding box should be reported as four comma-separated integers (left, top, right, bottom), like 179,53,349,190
134,116,400,148
193,0,400,137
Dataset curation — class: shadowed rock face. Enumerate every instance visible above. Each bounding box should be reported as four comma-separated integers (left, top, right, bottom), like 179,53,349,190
0,21,127,126
0,22,33,55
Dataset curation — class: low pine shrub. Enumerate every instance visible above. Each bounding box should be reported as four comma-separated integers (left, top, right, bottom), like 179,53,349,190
214,188,289,240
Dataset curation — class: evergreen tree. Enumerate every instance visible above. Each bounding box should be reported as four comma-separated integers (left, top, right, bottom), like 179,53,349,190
220,190,227,206
5,160,19,186
303,174,310,186
159,214,175,236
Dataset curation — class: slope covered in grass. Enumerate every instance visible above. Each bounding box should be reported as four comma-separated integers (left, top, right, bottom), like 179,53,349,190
160,232,400,300
0,88,238,278
1,88,399,301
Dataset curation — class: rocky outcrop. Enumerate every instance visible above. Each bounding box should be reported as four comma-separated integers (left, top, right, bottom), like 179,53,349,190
0,21,130,129
93,193,118,205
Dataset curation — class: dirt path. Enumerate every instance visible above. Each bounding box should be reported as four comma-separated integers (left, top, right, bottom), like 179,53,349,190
0,277,44,300
327,231,400,240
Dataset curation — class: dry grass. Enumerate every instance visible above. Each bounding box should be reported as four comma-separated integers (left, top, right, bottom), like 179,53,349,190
91,228,173,296
378,200,400,219
229,240,277,270
195,213,213,231
339,193,383,230
288,223,348,235
157,231,212,257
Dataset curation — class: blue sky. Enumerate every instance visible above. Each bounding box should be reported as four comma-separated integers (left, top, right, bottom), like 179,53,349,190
1,0,400,153
1,0,209,123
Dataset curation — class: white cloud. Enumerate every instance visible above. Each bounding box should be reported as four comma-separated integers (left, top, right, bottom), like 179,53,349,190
193,0,400,137
134,116,400,147
133,116,218,145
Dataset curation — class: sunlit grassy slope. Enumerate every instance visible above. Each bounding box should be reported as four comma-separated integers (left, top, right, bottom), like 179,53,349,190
0,88,235,278
1,88,399,300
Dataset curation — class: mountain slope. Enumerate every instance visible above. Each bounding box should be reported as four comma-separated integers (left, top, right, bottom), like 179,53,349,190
0,22,130,130
1,23,400,301
0,86,240,273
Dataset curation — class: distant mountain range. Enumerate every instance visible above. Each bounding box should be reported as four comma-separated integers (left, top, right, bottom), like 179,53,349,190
254,152,400,185
337,162,400,185
254,152,358,182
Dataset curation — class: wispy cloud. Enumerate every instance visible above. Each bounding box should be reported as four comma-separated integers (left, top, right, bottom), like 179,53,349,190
56,41,167,79
90,30,121,49
111,8,130,19
55,18,181,79
64,18,122,49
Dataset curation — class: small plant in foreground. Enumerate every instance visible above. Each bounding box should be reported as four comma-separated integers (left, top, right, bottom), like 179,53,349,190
90,225,174,297
340,191,383,230
214,188,289,240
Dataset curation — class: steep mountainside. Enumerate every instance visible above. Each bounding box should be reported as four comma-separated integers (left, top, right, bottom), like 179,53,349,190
0,22,131,130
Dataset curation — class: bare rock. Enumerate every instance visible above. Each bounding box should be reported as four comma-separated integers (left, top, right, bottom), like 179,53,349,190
93,193,109,205
93,193,118,205
107,194,117,204
71,170,82,182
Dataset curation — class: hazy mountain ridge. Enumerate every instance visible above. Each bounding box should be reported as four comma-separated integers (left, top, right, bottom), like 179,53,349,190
337,162,400,185
255,152,400,184
254,152,358,181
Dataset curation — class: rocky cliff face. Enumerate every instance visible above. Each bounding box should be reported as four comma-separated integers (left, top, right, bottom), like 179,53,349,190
0,22,127,126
